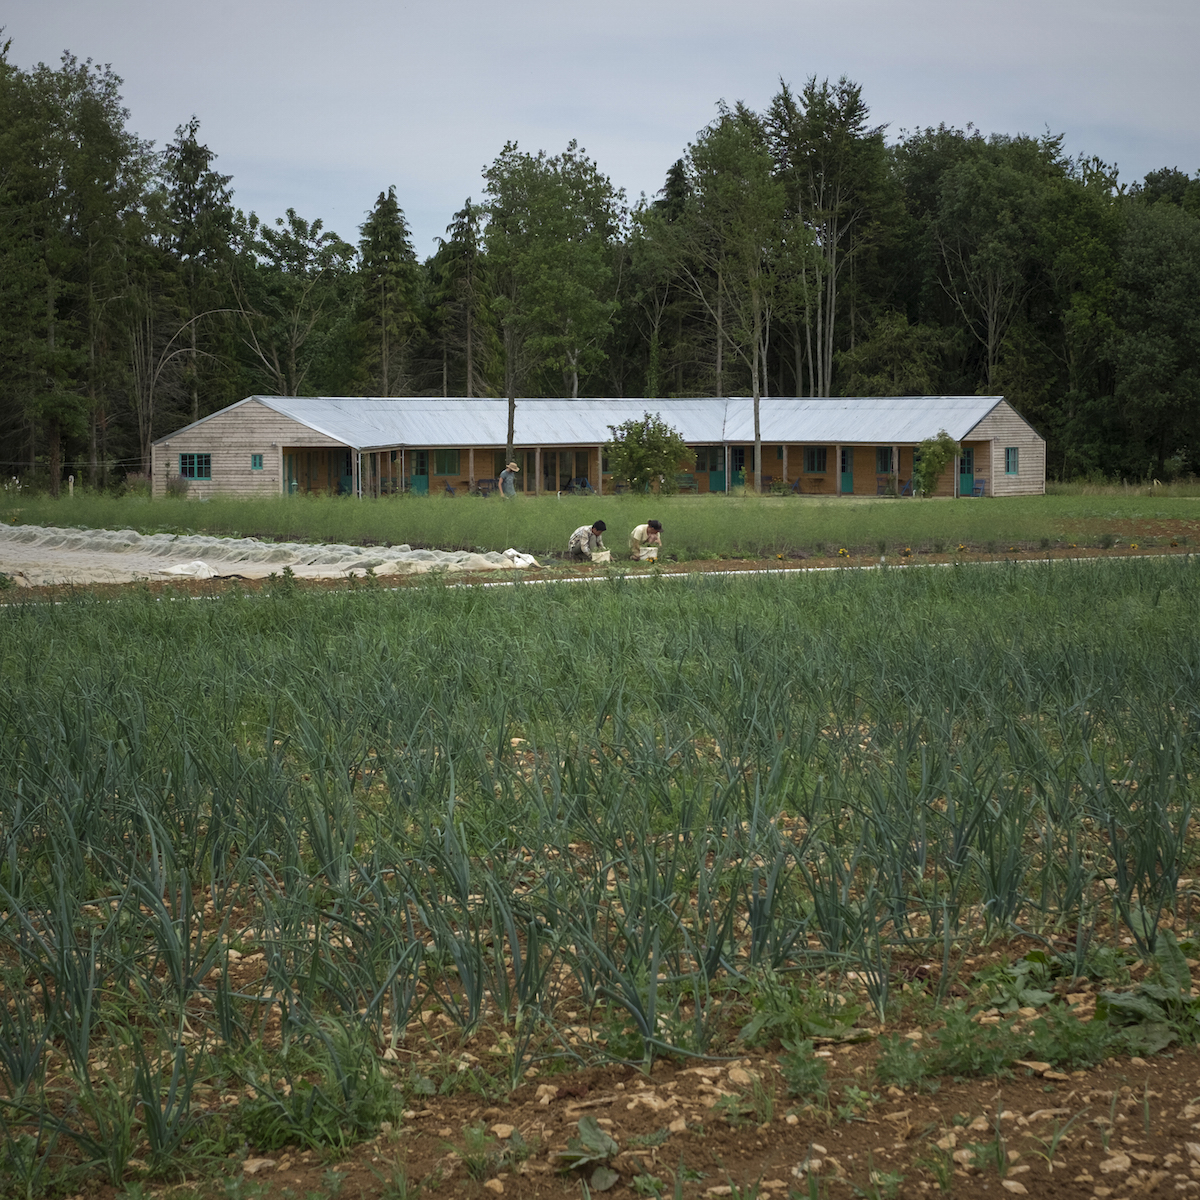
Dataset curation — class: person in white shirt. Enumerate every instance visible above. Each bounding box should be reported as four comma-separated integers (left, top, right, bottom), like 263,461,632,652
628,519,662,560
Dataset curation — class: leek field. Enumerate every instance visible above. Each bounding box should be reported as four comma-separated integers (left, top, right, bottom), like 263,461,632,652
1,556,1199,1191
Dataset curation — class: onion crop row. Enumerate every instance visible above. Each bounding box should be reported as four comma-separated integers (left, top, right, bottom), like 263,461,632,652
0,557,1197,1184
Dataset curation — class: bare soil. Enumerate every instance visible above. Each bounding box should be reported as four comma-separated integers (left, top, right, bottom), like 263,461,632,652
224,1046,1200,1200
68,1014,1200,1200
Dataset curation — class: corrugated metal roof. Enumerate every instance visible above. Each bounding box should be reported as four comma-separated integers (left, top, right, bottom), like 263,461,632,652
254,396,742,449
751,396,1004,444
157,395,1014,449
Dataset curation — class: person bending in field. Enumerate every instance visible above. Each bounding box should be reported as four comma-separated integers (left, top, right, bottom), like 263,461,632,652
629,519,662,561
568,520,607,560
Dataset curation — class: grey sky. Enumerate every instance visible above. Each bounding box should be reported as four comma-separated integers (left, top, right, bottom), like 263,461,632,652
7,0,1198,255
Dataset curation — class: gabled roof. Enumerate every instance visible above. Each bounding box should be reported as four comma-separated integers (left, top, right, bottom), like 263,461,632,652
156,395,1024,450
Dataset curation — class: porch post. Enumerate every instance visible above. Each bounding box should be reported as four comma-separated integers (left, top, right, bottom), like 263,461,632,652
781,443,788,490
835,444,842,496
535,447,542,496
893,443,899,494
596,445,603,494
469,447,475,490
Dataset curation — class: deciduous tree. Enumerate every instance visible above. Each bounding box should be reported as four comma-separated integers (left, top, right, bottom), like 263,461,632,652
767,77,890,397
1110,201,1200,476
680,103,787,491
232,208,355,396
605,410,694,494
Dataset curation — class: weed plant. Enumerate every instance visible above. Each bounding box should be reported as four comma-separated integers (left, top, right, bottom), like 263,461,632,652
0,557,1198,1188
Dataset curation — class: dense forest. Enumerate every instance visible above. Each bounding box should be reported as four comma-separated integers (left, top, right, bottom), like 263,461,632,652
2,40,1198,494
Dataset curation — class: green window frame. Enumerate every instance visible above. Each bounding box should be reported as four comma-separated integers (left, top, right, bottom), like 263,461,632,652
1004,447,1019,475
179,453,211,480
433,449,460,476
875,447,894,474
803,446,827,473
696,446,723,472
251,453,264,471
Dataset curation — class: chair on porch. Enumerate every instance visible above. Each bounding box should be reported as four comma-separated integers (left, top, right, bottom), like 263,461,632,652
566,476,595,494
475,477,498,496
972,479,987,497
899,478,914,496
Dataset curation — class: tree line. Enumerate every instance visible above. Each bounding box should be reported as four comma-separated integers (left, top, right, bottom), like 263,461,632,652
2,39,1198,495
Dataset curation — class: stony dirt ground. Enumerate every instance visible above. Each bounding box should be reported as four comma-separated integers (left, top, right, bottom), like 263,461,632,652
225,1044,1200,1200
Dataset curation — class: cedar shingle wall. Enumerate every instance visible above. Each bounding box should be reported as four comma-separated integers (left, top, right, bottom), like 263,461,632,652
150,401,344,498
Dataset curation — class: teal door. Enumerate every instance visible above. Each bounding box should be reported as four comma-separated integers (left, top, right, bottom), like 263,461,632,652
410,450,429,495
730,446,746,488
840,447,853,494
959,448,974,497
701,446,725,492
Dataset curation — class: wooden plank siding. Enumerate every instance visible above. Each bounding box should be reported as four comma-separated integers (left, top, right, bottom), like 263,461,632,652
966,401,1047,497
151,400,343,498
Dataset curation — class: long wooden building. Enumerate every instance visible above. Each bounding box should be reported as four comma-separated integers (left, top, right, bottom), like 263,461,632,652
150,395,1046,499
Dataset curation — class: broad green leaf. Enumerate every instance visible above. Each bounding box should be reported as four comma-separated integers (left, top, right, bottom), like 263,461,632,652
590,1166,620,1191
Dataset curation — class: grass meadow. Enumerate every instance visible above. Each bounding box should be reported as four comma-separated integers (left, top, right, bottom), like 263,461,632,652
3,483,1199,560
1,554,1199,1189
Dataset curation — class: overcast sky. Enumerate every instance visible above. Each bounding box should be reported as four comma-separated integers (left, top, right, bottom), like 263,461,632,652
7,0,1198,255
